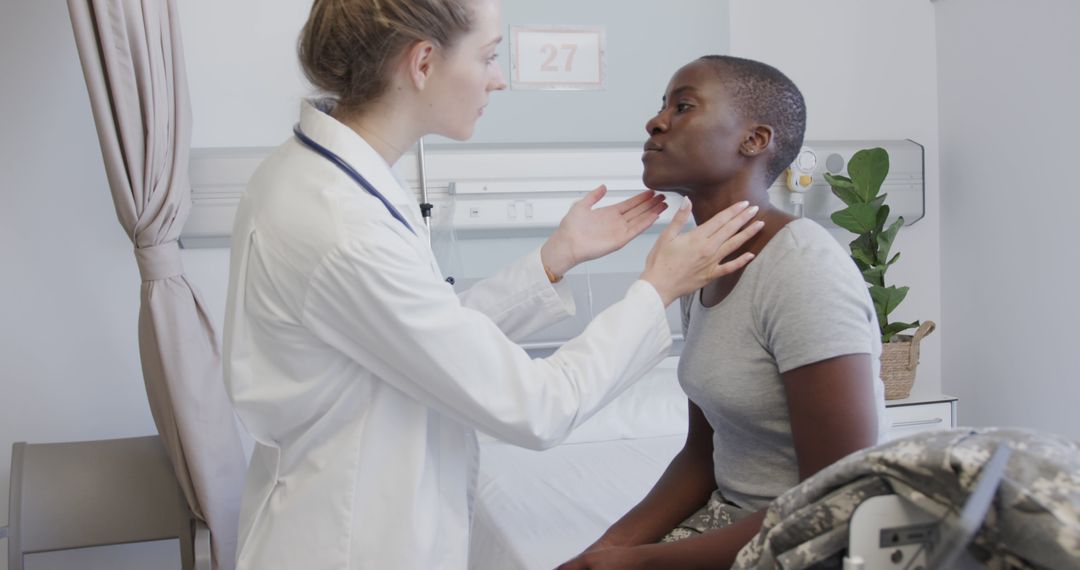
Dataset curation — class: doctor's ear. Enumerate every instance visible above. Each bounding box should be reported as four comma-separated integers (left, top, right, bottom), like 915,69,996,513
740,125,775,157
403,40,438,90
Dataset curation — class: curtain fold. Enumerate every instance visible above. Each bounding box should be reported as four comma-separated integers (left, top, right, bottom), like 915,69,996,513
67,2,244,568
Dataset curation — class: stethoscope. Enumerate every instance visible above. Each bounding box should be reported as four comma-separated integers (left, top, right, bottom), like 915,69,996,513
293,124,455,284
293,124,417,235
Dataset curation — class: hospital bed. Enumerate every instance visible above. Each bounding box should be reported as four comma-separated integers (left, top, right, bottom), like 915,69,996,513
470,358,689,570
467,370,986,570
471,412,1080,569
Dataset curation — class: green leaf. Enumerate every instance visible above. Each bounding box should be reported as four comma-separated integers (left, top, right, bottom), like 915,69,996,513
869,285,909,322
862,266,886,287
831,204,879,235
850,235,876,268
825,174,861,205
886,252,901,266
848,148,889,202
824,173,852,186
875,204,891,233
878,217,903,262
882,320,920,343
831,184,862,206
851,250,873,270
851,234,875,252
883,321,920,337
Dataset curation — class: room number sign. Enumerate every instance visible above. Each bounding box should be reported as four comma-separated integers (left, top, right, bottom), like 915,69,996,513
510,26,606,90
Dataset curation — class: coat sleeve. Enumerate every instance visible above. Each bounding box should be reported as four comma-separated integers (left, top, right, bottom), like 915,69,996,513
454,247,577,343
300,225,673,449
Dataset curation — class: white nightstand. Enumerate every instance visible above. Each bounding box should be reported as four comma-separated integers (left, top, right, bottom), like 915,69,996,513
883,394,958,442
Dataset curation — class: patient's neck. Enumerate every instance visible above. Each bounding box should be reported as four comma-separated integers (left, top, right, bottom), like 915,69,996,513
690,177,794,261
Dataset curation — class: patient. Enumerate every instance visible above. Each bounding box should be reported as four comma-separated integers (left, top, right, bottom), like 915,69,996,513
559,55,886,569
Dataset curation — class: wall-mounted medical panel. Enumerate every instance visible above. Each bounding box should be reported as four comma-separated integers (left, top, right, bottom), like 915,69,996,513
413,139,924,238
772,139,925,229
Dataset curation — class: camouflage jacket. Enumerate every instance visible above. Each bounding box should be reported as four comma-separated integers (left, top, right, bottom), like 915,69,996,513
734,428,1080,569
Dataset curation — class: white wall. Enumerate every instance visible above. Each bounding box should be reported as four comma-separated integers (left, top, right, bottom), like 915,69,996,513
937,1,1080,439
2,1,945,568
729,1,943,398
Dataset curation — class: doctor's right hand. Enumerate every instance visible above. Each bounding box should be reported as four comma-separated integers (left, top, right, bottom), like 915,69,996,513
640,199,764,307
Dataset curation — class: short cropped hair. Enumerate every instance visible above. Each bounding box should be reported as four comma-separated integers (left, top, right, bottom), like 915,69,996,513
699,55,807,185
299,0,475,114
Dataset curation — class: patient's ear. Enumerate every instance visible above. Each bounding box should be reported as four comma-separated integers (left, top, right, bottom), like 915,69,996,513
740,125,774,157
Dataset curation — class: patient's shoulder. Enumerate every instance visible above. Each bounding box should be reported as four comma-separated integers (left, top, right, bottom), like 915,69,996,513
753,219,867,303
763,219,853,270
773,218,842,254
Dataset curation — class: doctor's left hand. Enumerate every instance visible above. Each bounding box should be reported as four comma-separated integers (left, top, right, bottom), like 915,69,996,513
541,186,667,277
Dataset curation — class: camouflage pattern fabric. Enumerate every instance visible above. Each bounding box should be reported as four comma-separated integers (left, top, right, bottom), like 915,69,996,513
661,490,752,543
733,428,1080,569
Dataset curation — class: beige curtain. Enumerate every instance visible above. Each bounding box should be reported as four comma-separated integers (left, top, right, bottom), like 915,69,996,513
66,2,244,569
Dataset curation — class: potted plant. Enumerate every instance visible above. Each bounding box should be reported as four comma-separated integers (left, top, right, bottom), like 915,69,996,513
824,147,935,399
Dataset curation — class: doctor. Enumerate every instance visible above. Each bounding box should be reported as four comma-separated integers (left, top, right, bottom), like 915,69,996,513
223,0,763,568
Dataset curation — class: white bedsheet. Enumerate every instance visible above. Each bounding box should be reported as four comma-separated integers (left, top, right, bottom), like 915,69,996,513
469,434,686,570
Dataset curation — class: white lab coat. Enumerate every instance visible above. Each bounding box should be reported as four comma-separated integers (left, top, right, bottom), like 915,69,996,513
223,99,672,569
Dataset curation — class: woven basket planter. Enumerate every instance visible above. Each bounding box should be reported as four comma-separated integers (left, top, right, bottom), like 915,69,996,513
880,320,936,400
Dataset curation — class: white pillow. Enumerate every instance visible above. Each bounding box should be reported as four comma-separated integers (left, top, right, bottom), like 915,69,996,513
562,356,689,444
474,357,689,445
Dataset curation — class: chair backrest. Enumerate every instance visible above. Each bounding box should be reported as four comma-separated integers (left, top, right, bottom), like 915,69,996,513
7,435,196,570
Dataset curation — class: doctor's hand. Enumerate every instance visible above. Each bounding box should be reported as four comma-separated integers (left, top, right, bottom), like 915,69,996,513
541,186,667,278
641,199,764,307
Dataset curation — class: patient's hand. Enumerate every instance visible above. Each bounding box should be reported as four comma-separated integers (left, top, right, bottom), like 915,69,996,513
557,545,656,570
541,186,667,277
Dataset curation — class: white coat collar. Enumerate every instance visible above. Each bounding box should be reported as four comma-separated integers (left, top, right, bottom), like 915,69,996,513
297,98,426,236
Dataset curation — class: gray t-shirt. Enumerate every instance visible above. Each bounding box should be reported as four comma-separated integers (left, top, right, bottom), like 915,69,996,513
678,218,885,511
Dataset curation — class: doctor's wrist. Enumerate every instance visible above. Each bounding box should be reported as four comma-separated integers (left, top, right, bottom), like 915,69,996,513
639,274,677,308
540,238,575,280
543,264,563,284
